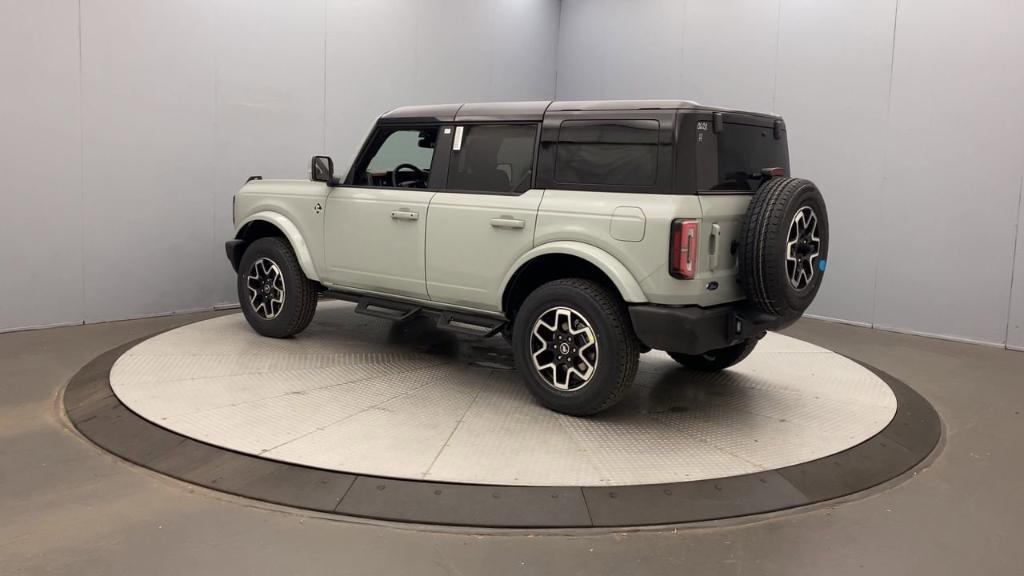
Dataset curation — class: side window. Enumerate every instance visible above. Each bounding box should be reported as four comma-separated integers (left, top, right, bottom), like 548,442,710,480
354,127,438,188
447,124,537,194
554,120,659,187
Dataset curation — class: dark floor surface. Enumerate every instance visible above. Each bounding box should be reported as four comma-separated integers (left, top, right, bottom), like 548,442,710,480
1,311,1022,575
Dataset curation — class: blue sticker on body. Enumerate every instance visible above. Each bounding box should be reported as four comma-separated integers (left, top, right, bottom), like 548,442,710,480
818,259,827,271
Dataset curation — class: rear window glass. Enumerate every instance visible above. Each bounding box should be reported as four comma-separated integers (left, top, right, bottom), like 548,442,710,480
555,120,659,187
713,123,788,191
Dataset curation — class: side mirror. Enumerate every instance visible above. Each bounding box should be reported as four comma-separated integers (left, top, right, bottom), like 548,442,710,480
311,155,334,183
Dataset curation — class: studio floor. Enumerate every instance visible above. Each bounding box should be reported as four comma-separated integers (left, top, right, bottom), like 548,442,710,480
2,311,1022,575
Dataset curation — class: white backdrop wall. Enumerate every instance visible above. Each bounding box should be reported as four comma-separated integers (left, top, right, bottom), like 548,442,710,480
0,0,560,332
557,0,1024,350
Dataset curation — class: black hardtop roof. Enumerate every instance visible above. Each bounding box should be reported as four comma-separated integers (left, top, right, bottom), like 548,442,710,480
379,99,781,123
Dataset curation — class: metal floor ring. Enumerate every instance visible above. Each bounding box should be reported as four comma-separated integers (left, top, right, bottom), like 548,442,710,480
64,301,942,527
108,302,898,487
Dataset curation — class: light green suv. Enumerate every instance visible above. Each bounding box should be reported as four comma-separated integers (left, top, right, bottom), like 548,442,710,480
226,100,829,415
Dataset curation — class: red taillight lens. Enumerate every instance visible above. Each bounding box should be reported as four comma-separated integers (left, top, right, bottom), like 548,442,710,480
670,219,699,279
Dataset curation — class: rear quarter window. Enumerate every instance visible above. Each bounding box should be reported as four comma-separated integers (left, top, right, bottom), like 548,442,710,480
554,120,659,187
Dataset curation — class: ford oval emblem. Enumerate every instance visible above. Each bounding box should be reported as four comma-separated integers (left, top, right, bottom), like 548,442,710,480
706,281,719,291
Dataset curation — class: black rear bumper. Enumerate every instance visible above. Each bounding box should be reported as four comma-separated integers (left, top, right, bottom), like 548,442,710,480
629,301,799,355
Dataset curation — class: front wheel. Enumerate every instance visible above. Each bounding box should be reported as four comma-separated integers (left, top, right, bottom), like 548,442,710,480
512,279,640,416
237,237,318,338
668,339,758,372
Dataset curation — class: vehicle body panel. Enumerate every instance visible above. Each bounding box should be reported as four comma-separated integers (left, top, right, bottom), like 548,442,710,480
534,189,745,307
322,186,434,300
232,179,328,281
425,188,544,311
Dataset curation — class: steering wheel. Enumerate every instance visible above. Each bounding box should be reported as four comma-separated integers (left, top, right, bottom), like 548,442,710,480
391,163,425,188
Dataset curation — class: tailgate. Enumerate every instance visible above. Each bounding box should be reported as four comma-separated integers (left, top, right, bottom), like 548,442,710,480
698,195,751,299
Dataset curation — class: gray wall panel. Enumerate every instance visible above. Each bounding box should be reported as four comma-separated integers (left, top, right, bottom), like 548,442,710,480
872,0,1024,345
555,0,610,99
678,0,779,112
80,0,218,323
774,0,897,325
211,0,327,306
557,0,773,106
0,0,83,331
490,0,561,101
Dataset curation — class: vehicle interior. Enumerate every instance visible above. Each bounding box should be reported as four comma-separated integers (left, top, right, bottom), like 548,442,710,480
356,127,437,188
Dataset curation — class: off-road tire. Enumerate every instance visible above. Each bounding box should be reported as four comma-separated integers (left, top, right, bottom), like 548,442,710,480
738,177,829,318
237,237,318,338
512,279,640,416
668,338,758,372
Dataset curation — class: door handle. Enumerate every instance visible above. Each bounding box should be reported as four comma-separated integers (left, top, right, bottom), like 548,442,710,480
708,223,721,270
391,210,419,221
490,217,525,230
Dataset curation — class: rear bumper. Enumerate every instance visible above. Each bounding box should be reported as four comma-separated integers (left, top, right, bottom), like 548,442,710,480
629,301,799,355
225,239,245,272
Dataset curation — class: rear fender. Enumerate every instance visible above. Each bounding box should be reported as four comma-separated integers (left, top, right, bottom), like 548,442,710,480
500,241,648,304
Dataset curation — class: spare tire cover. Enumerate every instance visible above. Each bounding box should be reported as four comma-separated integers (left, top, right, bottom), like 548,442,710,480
737,177,829,318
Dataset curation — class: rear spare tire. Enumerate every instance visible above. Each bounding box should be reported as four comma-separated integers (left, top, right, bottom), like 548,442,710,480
738,177,829,318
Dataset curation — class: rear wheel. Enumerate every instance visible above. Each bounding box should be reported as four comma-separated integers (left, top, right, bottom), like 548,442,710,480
668,339,758,372
237,237,318,338
512,279,640,416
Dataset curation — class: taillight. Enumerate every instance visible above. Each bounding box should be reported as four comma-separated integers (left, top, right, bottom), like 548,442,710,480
670,219,699,279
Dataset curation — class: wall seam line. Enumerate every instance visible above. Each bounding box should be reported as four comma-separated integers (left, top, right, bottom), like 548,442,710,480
770,0,783,112
211,3,221,313
322,0,328,152
869,0,901,330
1004,174,1024,346
77,0,86,327
552,0,562,98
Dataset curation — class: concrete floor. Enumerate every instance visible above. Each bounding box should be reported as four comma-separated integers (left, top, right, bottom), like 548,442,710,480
1,312,1022,575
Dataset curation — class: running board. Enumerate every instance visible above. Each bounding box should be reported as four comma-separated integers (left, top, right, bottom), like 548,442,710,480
353,298,420,322
437,312,505,338
329,291,506,338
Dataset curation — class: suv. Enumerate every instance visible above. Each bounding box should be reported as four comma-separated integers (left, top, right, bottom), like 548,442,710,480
226,100,828,416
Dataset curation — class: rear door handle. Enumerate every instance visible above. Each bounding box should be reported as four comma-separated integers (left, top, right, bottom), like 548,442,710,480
391,210,419,221
490,217,525,230
708,223,721,270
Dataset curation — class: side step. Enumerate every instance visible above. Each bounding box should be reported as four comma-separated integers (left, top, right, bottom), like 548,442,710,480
333,292,506,338
354,298,420,322
437,312,505,338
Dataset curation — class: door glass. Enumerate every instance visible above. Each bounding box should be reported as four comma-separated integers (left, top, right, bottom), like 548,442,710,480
447,124,537,194
355,127,438,188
